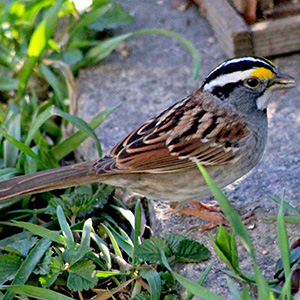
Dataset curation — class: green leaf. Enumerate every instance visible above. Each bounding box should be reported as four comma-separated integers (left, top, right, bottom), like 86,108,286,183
196,163,255,258
0,168,22,180
33,248,52,275
134,199,142,243
212,226,239,270
88,2,133,31
101,223,123,258
0,127,48,169
175,240,210,263
165,234,186,253
39,255,64,288
19,0,63,97
161,252,226,300
54,107,102,157
69,3,112,40
84,28,200,80
62,218,93,265
132,28,200,80
79,218,92,250
63,48,83,66
0,77,18,90
90,232,111,269
5,285,74,300
96,271,128,278
28,0,62,57
0,254,22,285
184,264,213,300
111,204,135,230
253,263,274,300
139,269,161,300
4,236,38,257
67,260,97,292
11,221,65,244
269,194,300,217
84,33,132,67
39,63,67,103
135,237,172,264
106,223,134,258
277,196,292,300
50,105,119,161
3,238,52,300
4,113,20,168
23,0,55,23
215,226,231,261
57,205,74,249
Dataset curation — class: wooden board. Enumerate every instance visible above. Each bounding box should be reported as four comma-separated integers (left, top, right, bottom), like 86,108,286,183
251,14,300,56
195,0,300,57
198,0,252,57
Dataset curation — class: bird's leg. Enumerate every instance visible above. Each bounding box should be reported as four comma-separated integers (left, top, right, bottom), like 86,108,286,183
166,201,229,231
167,200,256,231
188,199,222,212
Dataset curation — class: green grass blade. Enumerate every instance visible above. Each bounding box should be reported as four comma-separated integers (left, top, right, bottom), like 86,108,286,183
269,194,300,217
110,204,135,230
0,77,18,91
253,264,275,300
39,63,67,103
132,28,200,79
132,200,142,264
139,268,161,300
57,205,74,249
96,271,128,278
83,33,133,67
197,162,275,295
0,168,22,180
19,0,63,97
5,285,74,300
196,162,254,258
85,29,200,80
134,200,142,247
90,232,111,270
101,224,123,258
25,105,55,146
27,0,62,58
105,223,134,258
184,263,213,300
53,107,102,157
10,221,65,244
79,218,92,250
69,3,112,40
161,252,225,300
49,105,119,161
277,197,291,300
4,113,20,168
0,127,48,169
18,56,38,98
3,238,51,300
265,216,300,223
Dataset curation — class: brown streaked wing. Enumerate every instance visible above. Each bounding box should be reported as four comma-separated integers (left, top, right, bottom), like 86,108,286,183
96,92,249,173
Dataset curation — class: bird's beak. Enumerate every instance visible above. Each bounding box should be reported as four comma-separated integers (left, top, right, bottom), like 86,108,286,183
268,72,296,91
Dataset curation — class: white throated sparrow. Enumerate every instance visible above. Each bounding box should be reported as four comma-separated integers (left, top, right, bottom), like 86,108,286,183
0,56,295,225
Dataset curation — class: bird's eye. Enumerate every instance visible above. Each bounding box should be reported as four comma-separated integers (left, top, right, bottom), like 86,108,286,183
245,77,261,88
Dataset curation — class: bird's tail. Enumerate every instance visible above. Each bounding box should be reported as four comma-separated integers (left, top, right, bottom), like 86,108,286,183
0,162,100,201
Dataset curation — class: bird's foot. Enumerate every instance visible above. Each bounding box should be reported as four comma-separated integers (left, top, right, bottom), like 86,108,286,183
166,200,256,232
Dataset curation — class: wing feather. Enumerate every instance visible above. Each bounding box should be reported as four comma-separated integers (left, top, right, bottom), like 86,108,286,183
93,91,249,174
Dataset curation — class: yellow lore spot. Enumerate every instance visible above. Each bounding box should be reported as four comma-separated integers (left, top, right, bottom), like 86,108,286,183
250,67,274,79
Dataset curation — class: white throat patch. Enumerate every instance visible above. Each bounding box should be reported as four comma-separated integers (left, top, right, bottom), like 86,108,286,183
256,90,272,110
